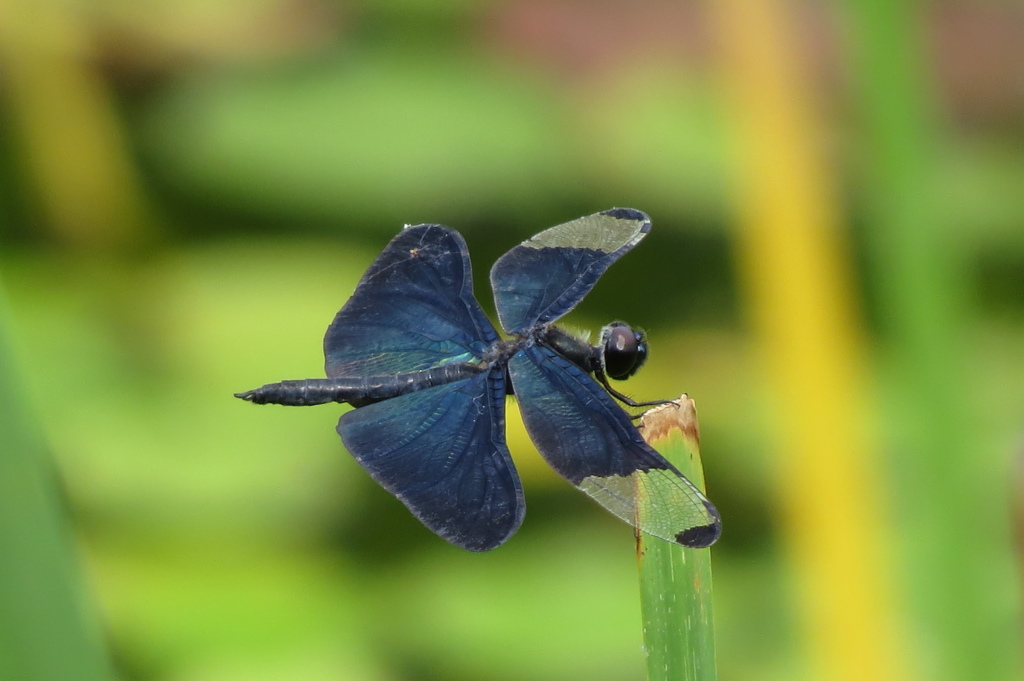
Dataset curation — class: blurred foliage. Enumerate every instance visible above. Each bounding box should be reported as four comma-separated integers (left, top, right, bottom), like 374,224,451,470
141,49,576,228
0,0,1022,680
0,286,117,681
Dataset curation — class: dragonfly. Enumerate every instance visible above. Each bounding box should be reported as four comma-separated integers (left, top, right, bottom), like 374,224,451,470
236,208,720,551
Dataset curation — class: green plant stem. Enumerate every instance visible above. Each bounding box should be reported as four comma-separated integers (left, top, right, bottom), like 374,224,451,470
636,396,716,681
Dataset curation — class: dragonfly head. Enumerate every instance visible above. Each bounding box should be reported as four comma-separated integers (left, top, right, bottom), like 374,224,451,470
598,321,649,380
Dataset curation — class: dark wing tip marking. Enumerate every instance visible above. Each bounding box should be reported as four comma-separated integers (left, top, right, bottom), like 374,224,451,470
675,523,720,548
600,207,651,226
675,502,721,548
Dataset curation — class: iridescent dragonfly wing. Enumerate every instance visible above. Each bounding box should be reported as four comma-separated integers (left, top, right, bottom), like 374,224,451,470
508,345,720,547
489,208,651,334
325,224,522,551
338,365,523,552
325,224,498,378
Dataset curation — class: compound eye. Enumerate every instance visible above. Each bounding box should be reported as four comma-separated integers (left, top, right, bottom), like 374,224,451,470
601,322,648,380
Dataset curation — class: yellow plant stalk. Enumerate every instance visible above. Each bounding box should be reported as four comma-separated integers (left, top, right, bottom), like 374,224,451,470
706,1,911,679
0,0,151,248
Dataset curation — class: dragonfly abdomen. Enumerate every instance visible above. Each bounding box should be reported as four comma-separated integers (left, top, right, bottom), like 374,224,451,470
235,362,488,407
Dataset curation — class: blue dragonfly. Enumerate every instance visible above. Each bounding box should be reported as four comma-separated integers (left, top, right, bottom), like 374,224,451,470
237,209,720,551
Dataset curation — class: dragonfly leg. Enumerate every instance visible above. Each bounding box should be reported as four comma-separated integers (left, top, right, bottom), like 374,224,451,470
594,369,674,409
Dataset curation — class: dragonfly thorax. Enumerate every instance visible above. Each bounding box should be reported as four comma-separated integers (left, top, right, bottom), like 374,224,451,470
529,322,648,383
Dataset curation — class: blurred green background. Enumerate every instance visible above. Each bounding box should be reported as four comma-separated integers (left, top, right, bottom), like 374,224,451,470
1,1,1022,680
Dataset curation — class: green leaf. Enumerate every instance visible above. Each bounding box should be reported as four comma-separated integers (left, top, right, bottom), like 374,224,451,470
636,396,716,681
0,283,117,681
